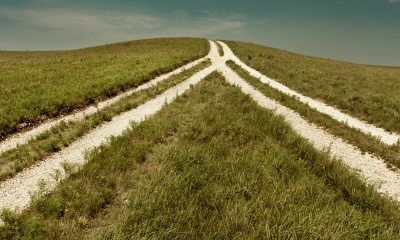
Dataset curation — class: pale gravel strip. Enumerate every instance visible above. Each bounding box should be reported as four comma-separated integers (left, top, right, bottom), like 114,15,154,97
0,55,209,155
0,40,220,222
218,41,400,146
219,65,400,201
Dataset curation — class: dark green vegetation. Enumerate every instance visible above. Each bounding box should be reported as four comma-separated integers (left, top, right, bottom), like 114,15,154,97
0,60,211,182
216,41,224,56
2,74,400,239
226,41,400,133
0,38,209,139
227,61,400,169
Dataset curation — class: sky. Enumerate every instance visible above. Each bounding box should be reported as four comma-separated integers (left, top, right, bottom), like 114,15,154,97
0,0,399,66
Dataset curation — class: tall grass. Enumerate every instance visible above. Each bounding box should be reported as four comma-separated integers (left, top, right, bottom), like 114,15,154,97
2,73,400,239
225,40,400,133
0,38,209,139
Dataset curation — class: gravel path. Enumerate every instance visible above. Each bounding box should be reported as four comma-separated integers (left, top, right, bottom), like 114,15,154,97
0,56,209,155
219,64,400,202
218,41,400,146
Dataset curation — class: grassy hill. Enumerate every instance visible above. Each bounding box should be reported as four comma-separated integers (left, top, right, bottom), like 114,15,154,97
1,38,400,239
0,38,208,139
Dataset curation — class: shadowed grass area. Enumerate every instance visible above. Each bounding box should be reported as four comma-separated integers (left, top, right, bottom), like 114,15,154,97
225,40,400,134
1,73,400,239
0,38,209,139
0,60,211,182
227,60,400,169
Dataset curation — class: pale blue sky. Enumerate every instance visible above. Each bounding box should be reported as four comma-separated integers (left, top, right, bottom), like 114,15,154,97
0,0,399,66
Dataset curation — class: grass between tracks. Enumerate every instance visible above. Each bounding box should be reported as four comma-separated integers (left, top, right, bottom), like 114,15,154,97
227,61,400,169
216,41,224,56
225,40,400,134
0,60,211,182
1,73,400,239
0,38,209,139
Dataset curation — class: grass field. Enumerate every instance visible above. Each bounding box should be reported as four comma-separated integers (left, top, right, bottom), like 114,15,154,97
225,41,400,133
0,60,211,182
2,73,400,239
0,38,209,139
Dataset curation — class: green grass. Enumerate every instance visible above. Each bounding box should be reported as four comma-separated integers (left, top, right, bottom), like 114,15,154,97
225,40,400,133
0,60,211,182
227,60,400,169
0,38,209,139
2,73,400,239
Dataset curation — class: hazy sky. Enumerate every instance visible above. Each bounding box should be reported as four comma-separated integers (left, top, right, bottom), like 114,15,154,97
0,0,399,66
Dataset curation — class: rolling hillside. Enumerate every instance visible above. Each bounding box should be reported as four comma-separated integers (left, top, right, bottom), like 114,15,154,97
0,38,399,239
